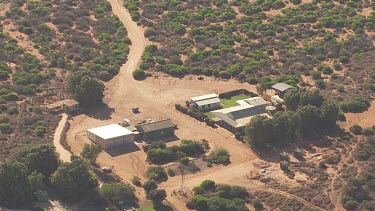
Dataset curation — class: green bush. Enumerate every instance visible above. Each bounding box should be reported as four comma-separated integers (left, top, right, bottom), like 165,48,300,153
252,198,263,210
349,124,363,135
0,123,12,134
362,128,374,136
146,166,167,183
132,69,146,80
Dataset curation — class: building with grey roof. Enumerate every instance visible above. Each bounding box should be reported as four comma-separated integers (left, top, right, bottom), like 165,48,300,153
271,83,294,94
135,119,175,141
190,93,221,111
211,104,270,133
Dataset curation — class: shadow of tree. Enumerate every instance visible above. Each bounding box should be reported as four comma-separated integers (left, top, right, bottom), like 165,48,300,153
83,103,115,120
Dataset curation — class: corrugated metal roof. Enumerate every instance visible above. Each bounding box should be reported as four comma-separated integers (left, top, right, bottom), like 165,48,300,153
190,93,218,102
196,98,221,106
212,104,268,128
88,124,133,140
136,119,175,133
244,97,271,107
271,83,293,92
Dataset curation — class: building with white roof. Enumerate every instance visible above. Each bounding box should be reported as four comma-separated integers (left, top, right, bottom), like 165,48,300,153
87,124,134,149
190,93,221,111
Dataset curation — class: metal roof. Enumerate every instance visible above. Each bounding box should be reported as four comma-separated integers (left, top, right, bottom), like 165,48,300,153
212,104,269,128
136,119,175,133
45,99,79,109
87,124,133,140
244,97,271,107
190,93,218,102
195,98,221,106
271,83,293,92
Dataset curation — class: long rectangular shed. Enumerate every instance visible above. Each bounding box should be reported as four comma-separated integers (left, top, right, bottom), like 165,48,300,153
135,119,175,141
87,124,134,149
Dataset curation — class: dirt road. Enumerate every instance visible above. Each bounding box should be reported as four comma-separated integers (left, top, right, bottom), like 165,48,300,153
53,113,71,162
65,1,324,210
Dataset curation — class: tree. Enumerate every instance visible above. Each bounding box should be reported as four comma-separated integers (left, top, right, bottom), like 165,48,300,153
80,143,102,164
148,189,166,205
321,101,339,128
143,180,158,193
28,171,44,192
14,144,59,177
66,70,104,108
296,105,322,136
101,183,135,204
245,115,274,146
146,166,167,182
51,157,97,201
200,180,216,192
0,162,34,206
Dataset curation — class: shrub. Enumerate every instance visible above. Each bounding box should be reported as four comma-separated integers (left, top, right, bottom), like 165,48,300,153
132,69,146,80
142,180,158,193
219,71,231,79
344,200,359,210
167,168,175,177
146,166,167,182
362,128,374,136
338,112,346,121
0,123,12,134
349,124,363,135
131,176,142,187
252,198,263,210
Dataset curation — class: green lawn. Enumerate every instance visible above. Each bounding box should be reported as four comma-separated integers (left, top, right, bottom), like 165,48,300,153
220,95,250,108
204,111,216,118
141,201,173,211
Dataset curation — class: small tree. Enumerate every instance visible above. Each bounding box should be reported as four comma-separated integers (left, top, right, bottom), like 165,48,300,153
100,183,135,204
81,143,102,164
252,198,263,210
349,124,363,135
142,180,158,193
132,69,146,80
149,189,166,205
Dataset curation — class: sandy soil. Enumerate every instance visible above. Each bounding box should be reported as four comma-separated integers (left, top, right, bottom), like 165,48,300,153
2,21,45,61
53,113,71,162
340,101,375,131
64,0,331,210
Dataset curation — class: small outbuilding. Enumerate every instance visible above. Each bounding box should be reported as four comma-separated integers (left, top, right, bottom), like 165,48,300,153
190,93,221,111
45,99,79,114
87,124,134,149
271,83,294,97
136,119,175,141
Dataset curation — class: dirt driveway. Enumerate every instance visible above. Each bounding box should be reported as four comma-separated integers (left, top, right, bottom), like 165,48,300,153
65,0,325,210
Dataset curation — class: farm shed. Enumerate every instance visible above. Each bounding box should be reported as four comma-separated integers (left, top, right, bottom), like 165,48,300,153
45,99,79,114
135,119,175,141
87,124,134,149
271,83,293,96
190,93,221,111
241,97,271,107
211,104,270,133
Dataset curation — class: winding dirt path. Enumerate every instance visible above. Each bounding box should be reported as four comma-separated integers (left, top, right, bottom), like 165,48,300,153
53,113,71,162
65,1,325,210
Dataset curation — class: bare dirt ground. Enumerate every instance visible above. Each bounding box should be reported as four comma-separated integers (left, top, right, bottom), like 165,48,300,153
64,1,347,210
339,101,375,130
53,113,71,163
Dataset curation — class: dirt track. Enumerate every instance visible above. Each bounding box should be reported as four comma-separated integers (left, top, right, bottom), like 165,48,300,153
53,113,71,162
65,1,326,210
